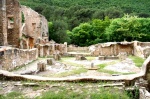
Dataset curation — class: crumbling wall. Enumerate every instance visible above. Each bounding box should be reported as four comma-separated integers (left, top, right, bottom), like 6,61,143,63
134,41,150,58
36,43,67,57
91,42,133,56
0,48,38,71
6,0,21,47
68,46,89,52
0,0,7,46
21,6,48,45
0,0,21,47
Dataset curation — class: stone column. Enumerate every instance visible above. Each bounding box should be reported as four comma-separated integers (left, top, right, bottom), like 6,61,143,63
64,42,67,53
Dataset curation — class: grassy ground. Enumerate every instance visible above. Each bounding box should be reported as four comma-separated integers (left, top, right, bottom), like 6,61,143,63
49,68,87,77
128,55,145,67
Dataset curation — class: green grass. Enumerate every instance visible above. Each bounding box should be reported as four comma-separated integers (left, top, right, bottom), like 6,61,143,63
51,68,87,77
97,60,119,69
97,60,123,75
129,56,145,67
36,86,130,99
0,91,27,99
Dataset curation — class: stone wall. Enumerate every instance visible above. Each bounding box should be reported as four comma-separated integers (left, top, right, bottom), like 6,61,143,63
6,0,21,47
0,0,21,47
0,0,8,46
68,46,89,52
21,6,48,45
90,42,133,56
134,41,150,58
36,43,67,57
0,48,38,71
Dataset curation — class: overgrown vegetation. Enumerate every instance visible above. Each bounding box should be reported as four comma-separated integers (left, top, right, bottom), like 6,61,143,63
0,91,26,99
20,0,150,46
129,55,145,67
36,86,130,99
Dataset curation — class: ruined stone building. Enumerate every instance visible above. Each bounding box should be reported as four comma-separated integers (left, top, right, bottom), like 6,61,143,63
0,0,68,70
21,6,48,49
0,0,49,49
0,0,21,47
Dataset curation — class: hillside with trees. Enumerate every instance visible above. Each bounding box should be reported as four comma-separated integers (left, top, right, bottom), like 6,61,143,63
20,0,150,46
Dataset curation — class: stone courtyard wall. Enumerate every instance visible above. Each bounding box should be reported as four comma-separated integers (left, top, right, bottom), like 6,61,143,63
0,48,38,71
90,42,133,56
68,46,89,52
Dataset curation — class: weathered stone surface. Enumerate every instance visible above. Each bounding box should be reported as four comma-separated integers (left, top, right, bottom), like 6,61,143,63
139,87,150,99
21,6,48,45
47,59,54,65
1,48,38,71
37,62,46,72
119,52,127,61
98,56,105,60
0,0,21,47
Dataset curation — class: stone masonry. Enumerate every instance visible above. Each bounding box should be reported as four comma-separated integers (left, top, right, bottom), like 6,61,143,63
0,0,22,47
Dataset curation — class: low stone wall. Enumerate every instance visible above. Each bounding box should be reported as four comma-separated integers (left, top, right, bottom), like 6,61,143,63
138,42,150,47
68,46,89,52
90,42,133,56
0,48,38,71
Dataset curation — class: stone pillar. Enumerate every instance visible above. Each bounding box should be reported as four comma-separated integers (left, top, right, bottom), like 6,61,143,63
37,62,46,72
64,42,67,53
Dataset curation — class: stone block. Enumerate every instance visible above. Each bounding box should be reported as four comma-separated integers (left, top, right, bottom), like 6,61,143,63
37,62,46,72
47,59,54,65
98,56,105,60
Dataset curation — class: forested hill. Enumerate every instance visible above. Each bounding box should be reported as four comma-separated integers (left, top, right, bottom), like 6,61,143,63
20,0,150,20
20,0,150,46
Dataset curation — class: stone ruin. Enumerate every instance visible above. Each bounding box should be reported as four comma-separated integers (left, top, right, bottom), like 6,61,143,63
0,0,150,98
0,0,67,70
37,62,46,72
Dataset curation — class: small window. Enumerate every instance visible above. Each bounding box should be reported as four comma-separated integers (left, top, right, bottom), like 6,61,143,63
32,23,36,32
8,17,14,29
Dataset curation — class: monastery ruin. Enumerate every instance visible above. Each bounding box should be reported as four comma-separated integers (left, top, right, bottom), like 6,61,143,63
0,0,150,98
